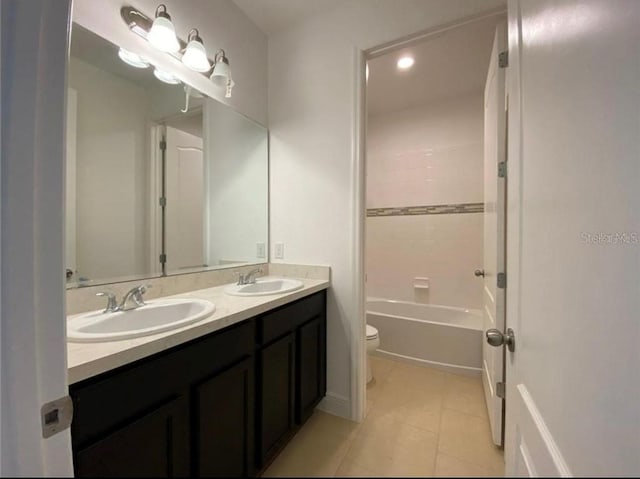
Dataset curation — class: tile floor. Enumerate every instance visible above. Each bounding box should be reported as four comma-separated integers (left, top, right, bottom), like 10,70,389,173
262,356,504,477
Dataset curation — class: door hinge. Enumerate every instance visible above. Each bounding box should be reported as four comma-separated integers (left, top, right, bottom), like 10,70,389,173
159,197,166,207
499,50,509,68
41,395,73,438
497,272,506,289
159,139,167,151
498,161,507,178
159,253,167,264
496,382,506,399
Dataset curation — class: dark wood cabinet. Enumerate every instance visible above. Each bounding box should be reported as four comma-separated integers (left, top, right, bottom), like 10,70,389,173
193,357,254,477
257,333,295,466
254,290,327,472
296,315,326,424
70,290,326,478
75,396,189,477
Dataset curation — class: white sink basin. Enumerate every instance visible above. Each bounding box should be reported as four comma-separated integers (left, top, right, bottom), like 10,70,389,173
67,298,215,343
224,277,304,297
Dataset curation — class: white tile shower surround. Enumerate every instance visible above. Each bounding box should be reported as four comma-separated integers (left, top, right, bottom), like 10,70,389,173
366,93,484,309
367,93,484,209
366,214,483,309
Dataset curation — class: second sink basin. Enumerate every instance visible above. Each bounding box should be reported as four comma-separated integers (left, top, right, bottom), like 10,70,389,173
225,277,304,297
67,298,216,343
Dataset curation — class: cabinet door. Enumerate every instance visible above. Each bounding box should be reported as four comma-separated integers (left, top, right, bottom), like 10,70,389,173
257,333,295,467
296,315,326,424
193,357,254,477
74,396,189,477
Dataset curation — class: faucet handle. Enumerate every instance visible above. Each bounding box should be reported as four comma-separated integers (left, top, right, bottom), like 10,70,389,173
96,292,118,313
235,271,246,285
133,284,152,304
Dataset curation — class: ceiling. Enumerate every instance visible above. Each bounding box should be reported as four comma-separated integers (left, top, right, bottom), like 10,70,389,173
233,0,345,35
367,15,505,116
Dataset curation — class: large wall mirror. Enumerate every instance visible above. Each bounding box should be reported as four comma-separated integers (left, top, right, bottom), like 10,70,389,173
66,24,268,287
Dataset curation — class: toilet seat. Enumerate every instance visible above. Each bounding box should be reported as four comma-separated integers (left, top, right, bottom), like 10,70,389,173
366,324,379,340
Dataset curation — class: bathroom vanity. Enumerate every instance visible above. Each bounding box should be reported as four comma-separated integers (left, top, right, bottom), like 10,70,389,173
68,285,327,477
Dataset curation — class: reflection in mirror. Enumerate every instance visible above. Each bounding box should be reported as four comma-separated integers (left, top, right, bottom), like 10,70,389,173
66,24,268,288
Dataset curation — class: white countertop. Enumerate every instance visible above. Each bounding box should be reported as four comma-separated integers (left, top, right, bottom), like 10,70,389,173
67,277,330,385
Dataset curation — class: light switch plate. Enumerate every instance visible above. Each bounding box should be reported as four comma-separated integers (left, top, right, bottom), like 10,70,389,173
274,242,284,259
256,242,265,259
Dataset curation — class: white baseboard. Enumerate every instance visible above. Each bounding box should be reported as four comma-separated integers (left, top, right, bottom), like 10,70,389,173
316,391,352,419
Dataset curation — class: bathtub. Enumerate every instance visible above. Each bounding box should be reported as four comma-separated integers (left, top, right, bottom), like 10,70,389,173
366,298,483,376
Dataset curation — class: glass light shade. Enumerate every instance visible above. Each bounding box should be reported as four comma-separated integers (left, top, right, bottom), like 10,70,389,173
117,48,150,69
182,40,211,72
147,16,180,53
210,60,231,87
153,68,180,85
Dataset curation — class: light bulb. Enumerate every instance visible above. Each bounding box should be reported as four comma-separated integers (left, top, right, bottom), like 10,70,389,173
210,52,231,87
147,5,180,53
182,29,211,72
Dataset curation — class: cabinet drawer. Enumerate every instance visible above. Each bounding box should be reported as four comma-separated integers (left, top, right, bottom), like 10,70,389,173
71,321,254,448
257,292,325,345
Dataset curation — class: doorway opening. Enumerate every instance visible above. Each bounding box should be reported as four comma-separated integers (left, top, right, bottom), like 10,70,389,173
360,11,507,476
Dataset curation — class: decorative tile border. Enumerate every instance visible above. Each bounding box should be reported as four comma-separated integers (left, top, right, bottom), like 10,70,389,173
367,202,484,217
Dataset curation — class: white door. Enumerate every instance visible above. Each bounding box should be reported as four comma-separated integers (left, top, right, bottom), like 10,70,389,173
165,126,205,272
1,0,74,475
504,0,640,476
482,22,507,447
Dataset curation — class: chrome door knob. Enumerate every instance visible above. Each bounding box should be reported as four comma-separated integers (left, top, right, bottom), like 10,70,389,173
486,328,516,352
474,269,485,277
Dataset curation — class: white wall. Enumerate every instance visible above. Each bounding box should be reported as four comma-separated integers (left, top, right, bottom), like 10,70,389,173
73,0,268,126
366,94,484,308
204,100,268,265
69,57,150,281
268,0,505,419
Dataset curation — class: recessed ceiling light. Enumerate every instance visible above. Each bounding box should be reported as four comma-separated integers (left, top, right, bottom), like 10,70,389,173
397,56,415,70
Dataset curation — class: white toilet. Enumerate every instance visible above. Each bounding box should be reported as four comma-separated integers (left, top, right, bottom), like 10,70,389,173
366,324,380,384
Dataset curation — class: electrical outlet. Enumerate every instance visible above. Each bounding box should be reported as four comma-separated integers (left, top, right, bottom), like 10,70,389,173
274,242,284,259
256,242,265,259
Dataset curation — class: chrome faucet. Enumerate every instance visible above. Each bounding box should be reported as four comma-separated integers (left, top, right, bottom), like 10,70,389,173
119,285,152,311
237,268,263,285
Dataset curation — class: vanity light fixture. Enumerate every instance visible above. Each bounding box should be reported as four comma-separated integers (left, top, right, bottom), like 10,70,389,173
121,5,233,94
117,47,150,68
153,67,181,85
182,29,211,73
210,50,234,98
147,4,180,53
